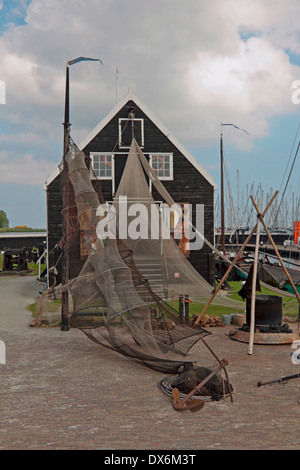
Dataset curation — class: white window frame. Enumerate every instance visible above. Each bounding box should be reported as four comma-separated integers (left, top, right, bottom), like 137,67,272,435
90,152,115,181
119,118,144,148
149,153,173,180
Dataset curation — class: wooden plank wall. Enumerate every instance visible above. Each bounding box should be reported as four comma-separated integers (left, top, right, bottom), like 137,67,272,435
47,100,215,285
47,176,63,285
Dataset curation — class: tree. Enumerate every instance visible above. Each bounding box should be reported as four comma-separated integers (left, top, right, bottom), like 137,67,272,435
0,210,9,228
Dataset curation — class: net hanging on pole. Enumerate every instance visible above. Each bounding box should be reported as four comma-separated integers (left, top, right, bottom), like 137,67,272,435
62,137,231,374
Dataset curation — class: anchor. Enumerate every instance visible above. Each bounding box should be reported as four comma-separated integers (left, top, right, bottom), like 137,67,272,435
171,360,229,412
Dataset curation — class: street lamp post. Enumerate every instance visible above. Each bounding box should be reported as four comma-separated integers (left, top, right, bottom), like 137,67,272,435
61,57,102,331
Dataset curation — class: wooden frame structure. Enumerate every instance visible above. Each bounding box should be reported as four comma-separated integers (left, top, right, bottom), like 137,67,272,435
195,191,300,352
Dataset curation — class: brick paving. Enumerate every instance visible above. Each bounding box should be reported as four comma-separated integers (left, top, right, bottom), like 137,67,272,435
1,275,300,450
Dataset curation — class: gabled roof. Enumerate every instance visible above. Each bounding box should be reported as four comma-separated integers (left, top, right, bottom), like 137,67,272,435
45,90,216,188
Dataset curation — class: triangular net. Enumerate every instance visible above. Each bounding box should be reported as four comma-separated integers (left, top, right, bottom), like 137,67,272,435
64,138,227,374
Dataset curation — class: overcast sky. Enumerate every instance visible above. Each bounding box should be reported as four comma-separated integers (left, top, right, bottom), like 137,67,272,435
0,0,299,228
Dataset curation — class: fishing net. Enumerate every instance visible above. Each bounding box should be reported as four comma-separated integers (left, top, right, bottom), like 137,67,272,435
57,137,235,374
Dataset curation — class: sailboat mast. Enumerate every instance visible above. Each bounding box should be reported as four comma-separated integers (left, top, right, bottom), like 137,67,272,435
219,122,248,254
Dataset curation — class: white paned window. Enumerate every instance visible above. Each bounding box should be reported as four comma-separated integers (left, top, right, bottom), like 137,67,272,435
150,153,173,180
90,153,114,179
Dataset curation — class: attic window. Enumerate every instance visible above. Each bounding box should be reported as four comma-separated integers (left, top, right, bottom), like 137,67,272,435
150,153,173,180
119,118,144,148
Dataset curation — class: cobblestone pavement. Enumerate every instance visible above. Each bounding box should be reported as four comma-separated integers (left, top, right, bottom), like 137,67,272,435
1,275,300,451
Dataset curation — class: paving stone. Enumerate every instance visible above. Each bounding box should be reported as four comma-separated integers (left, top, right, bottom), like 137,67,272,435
0,275,300,450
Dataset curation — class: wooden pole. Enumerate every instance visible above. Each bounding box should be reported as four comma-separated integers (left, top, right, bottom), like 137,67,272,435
250,195,300,304
194,191,278,326
248,198,261,355
195,228,256,325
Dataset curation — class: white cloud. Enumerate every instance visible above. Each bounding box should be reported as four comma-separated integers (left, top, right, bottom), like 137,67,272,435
0,0,299,188
0,131,44,145
184,36,297,147
0,151,54,185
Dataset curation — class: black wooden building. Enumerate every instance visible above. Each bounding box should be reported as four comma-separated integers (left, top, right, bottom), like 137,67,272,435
45,91,216,288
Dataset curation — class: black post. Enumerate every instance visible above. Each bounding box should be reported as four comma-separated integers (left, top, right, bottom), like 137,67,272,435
179,295,184,323
184,295,190,324
61,64,70,331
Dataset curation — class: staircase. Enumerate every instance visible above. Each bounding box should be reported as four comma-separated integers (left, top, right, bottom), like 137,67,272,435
135,259,167,300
